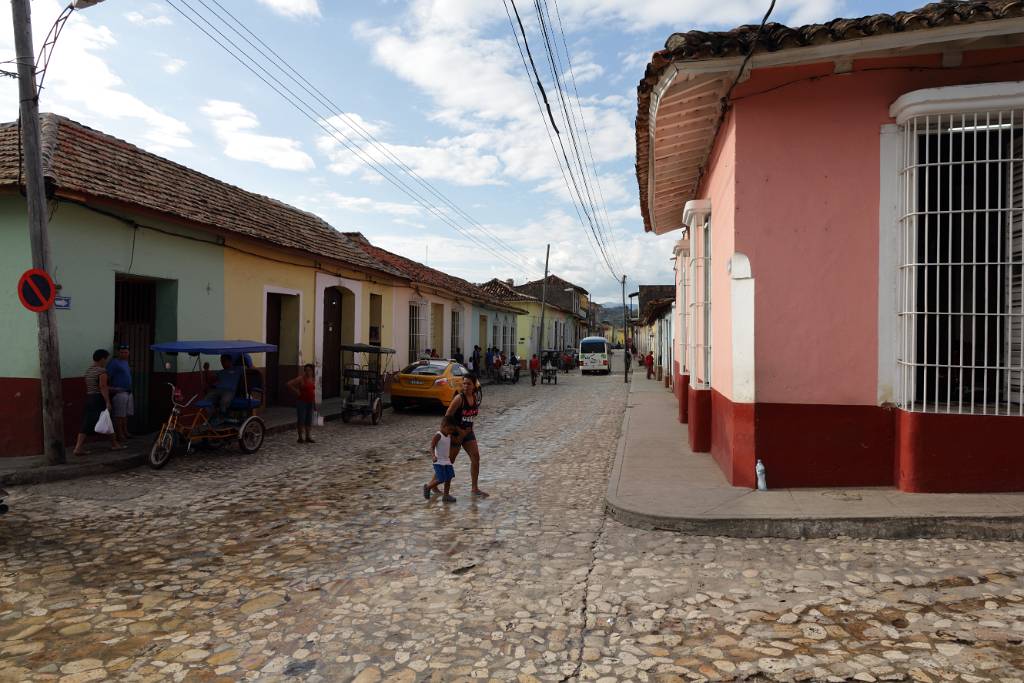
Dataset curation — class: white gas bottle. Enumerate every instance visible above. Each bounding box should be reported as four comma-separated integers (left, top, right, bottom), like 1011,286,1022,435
755,459,767,491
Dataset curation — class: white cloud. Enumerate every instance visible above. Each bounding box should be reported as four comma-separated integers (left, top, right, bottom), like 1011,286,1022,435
321,192,421,216
0,1,191,153
202,100,314,171
162,58,186,75
124,10,172,27
256,0,321,19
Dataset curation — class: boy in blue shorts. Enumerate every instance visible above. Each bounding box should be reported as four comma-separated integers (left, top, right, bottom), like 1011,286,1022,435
423,416,458,503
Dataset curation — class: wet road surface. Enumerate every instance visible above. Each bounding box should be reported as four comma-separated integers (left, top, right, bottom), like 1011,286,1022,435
1,364,1023,682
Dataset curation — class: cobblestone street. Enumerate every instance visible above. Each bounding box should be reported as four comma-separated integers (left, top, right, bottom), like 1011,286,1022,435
1,369,1023,683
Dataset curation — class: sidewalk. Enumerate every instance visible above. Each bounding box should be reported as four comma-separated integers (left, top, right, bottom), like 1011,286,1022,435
0,397,350,487
606,377,1024,540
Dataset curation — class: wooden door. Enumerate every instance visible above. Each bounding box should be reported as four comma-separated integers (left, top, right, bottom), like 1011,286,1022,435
322,288,342,398
266,294,282,404
114,278,156,433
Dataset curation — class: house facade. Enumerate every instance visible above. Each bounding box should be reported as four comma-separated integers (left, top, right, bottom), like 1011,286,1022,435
479,278,577,357
344,236,524,371
0,116,402,456
511,275,590,351
636,1,1024,492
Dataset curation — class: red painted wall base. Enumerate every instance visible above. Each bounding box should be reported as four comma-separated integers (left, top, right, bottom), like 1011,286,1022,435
677,372,689,424
896,409,1024,493
711,389,756,488
687,386,711,453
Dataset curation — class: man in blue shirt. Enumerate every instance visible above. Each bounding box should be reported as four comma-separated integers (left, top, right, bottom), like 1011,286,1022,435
204,354,243,421
106,343,134,442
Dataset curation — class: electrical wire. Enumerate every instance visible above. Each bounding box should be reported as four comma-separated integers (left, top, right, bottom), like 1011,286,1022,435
506,0,619,282
198,0,525,265
164,0,539,280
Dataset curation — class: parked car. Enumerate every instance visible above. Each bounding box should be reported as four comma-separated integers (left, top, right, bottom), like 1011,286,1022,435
391,360,474,410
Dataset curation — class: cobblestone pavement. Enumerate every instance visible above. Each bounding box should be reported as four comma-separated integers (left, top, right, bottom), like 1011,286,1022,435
1,368,1023,683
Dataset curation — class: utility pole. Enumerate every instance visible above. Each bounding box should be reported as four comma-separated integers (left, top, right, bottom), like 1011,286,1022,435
537,244,550,356
13,0,65,464
621,274,629,382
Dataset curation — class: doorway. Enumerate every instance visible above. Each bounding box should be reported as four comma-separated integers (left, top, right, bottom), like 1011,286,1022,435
114,276,156,433
369,293,382,347
266,292,300,405
478,314,488,351
323,288,343,399
431,302,445,355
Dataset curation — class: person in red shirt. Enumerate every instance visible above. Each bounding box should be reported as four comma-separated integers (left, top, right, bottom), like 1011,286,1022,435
529,354,541,385
287,363,318,444
645,352,655,380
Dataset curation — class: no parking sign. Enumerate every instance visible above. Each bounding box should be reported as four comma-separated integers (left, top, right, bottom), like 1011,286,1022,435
17,268,56,313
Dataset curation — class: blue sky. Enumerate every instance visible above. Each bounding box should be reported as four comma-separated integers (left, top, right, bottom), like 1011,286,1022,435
1,0,910,301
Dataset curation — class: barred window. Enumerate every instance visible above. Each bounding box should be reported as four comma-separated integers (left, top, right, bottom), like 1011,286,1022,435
451,309,462,357
897,110,1023,414
409,302,427,362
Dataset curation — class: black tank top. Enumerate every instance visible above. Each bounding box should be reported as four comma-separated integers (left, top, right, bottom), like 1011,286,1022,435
454,389,479,428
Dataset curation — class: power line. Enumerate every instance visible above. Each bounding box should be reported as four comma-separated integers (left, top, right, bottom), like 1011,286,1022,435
532,0,619,279
199,0,525,266
505,0,618,282
546,0,625,277
164,0,539,280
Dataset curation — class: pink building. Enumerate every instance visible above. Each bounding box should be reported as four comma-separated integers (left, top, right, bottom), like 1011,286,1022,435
635,1,1024,493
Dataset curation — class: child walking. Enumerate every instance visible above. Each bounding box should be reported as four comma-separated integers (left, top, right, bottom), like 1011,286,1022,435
287,363,318,444
423,416,459,503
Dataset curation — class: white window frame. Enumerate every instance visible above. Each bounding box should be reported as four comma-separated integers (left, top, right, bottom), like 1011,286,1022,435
683,199,713,389
891,82,1024,415
409,301,427,362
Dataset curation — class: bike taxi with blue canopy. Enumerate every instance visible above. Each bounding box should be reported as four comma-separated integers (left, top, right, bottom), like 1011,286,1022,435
148,340,276,469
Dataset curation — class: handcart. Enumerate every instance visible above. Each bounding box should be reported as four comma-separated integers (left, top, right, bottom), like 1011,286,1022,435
340,344,396,425
541,349,559,385
148,340,276,469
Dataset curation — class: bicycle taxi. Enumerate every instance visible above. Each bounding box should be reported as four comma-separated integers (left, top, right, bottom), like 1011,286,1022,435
340,343,395,425
148,340,276,468
540,349,560,385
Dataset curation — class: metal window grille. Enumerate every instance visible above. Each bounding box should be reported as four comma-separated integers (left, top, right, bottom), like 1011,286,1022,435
409,302,427,362
897,110,1024,414
450,310,462,358
688,217,712,388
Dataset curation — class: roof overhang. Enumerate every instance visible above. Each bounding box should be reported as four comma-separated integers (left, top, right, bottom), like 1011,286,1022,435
639,14,1024,235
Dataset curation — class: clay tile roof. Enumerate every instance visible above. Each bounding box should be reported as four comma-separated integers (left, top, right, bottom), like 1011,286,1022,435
478,278,539,303
0,115,403,277
636,0,1024,232
344,234,524,312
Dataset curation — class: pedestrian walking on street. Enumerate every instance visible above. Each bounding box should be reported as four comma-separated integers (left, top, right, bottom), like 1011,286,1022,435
529,353,540,385
471,345,481,374
485,347,494,378
645,352,655,380
422,415,459,503
106,343,134,443
446,373,488,497
287,363,318,444
73,349,124,456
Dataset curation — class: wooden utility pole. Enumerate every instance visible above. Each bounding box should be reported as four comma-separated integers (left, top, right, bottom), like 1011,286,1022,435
537,244,550,356
13,0,66,464
621,274,629,382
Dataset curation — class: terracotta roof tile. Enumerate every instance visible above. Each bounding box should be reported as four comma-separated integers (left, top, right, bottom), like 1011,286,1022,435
479,278,539,303
0,115,403,277
635,1,1024,232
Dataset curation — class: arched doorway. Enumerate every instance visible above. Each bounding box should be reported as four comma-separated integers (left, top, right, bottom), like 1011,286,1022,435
322,286,355,399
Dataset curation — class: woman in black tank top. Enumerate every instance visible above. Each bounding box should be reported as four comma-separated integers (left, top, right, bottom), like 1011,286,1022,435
445,374,487,497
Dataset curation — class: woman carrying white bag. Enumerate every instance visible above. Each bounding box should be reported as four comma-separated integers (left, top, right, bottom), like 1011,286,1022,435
73,349,125,456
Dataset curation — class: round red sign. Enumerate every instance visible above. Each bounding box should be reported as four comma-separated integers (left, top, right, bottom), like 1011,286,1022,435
18,268,56,313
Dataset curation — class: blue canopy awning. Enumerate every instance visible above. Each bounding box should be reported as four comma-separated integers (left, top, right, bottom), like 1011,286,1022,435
150,340,277,355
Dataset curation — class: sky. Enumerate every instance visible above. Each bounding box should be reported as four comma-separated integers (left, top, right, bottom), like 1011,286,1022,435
0,0,910,302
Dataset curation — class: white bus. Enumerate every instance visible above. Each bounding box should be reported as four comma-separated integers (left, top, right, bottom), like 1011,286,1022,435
579,336,611,375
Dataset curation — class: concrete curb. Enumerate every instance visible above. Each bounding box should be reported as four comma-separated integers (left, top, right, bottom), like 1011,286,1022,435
605,386,1024,542
1,412,350,488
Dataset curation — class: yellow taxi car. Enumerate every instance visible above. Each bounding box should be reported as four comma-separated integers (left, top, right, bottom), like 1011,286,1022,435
390,360,472,410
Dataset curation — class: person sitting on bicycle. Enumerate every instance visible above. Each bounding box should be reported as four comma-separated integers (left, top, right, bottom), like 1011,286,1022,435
203,354,243,422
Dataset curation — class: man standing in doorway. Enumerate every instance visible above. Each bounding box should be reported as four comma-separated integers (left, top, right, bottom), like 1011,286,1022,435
107,343,134,442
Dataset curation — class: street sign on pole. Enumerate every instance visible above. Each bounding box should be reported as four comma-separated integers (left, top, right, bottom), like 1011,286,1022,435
17,268,57,313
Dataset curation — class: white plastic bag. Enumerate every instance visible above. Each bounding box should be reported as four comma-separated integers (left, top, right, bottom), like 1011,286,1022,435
94,409,114,435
